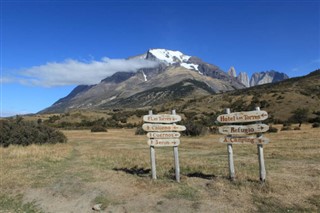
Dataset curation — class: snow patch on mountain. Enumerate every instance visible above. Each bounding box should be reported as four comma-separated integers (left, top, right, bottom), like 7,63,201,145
180,63,199,71
149,49,191,64
148,49,203,72
142,71,147,81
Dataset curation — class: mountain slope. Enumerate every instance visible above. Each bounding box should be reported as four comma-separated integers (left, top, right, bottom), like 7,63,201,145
102,78,216,108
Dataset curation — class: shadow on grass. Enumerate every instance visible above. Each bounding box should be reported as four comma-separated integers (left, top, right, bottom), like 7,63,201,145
185,172,216,180
112,166,151,177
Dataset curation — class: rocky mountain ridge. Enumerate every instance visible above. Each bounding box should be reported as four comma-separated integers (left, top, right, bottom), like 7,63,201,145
226,66,289,87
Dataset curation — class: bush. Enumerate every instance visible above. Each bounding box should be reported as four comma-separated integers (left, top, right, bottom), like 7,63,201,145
0,119,67,147
312,122,320,128
309,116,320,123
135,126,146,135
290,108,309,127
268,126,278,133
91,125,107,132
183,121,207,136
281,123,292,131
280,126,291,131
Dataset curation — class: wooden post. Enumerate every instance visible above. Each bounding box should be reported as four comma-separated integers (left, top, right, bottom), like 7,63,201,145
149,110,157,180
172,109,180,182
255,107,266,182
226,108,235,181
257,144,266,182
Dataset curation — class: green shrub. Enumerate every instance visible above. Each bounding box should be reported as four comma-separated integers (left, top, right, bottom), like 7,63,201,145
281,123,292,131
281,126,292,131
0,119,67,147
183,121,207,136
290,108,309,127
309,116,320,123
91,126,107,132
312,122,320,128
268,126,278,133
135,126,146,135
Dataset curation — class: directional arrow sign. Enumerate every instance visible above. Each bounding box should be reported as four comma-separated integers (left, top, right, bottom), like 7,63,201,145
142,124,186,132
219,136,270,145
218,124,269,135
147,132,181,139
143,114,181,123
217,110,268,123
148,139,180,147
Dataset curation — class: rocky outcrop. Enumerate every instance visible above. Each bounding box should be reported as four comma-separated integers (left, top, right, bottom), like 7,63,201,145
227,66,236,78
250,70,289,86
237,72,250,87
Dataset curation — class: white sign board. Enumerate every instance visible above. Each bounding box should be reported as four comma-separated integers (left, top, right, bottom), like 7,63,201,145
148,139,180,147
218,124,269,135
219,136,269,145
143,114,181,123
147,132,181,139
142,124,186,132
217,110,268,123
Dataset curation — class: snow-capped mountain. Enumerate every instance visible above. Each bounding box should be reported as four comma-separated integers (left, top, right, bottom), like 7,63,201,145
41,49,287,113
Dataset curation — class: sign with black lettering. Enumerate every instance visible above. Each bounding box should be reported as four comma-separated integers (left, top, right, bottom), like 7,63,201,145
217,111,268,123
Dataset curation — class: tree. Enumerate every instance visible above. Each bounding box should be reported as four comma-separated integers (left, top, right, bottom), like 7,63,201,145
290,108,309,127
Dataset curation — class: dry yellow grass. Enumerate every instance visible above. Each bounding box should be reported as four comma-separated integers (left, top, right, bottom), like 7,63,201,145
0,125,319,212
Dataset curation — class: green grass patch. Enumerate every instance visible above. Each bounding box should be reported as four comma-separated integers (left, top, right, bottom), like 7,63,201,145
0,194,44,213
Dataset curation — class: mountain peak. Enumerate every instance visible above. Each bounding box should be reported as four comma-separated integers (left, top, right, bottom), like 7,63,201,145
145,48,203,72
227,66,237,77
147,48,191,64
250,70,289,86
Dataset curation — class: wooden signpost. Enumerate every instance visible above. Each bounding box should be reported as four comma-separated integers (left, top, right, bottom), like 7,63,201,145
147,132,181,139
217,107,269,182
217,110,268,123
143,110,185,182
143,114,181,123
219,136,269,144
218,124,269,135
142,124,186,132
148,139,180,147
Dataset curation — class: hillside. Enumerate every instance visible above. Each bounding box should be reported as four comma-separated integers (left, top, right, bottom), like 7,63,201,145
30,70,320,128
166,69,320,122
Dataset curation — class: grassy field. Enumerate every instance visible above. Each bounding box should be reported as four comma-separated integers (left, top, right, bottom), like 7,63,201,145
0,125,319,212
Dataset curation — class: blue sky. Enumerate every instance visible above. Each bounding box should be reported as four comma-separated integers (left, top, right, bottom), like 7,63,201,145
1,0,319,116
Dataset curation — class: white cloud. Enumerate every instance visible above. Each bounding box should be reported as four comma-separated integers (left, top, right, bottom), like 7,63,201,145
0,77,14,84
11,58,158,87
0,110,31,117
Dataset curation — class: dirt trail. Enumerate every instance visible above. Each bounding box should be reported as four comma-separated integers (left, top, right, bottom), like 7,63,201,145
24,172,218,213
